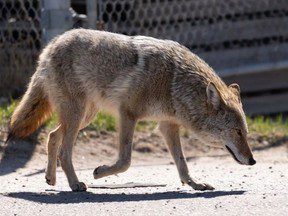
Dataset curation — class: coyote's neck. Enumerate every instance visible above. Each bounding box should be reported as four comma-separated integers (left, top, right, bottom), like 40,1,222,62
170,50,228,128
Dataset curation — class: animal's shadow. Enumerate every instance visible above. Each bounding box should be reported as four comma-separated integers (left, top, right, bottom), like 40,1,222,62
4,190,246,204
0,129,42,176
0,139,36,176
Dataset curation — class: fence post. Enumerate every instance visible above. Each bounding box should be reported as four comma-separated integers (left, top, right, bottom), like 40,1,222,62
41,0,73,44
87,0,97,29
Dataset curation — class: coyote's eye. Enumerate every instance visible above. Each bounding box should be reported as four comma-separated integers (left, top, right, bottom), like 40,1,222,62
235,129,242,136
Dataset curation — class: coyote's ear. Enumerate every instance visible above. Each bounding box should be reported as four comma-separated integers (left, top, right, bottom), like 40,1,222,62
206,82,221,109
229,83,240,93
229,83,241,101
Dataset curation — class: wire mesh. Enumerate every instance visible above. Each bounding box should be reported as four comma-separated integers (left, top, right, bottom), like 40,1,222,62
97,0,288,72
1,0,288,96
0,0,41,97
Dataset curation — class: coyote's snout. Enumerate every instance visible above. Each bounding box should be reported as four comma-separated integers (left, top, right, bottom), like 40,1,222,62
8,29,255,192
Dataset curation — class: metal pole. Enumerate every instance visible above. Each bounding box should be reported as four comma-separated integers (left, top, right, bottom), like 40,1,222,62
87,0,97,29
41,0,73,44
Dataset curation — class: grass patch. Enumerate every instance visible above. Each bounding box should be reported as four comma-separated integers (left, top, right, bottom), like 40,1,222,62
46,113,157,132
136,121,157,132
87,112,116,131
247,115,288,136
45,112,117,131
45,112,157,132
46,114,59,129
0,100,18,125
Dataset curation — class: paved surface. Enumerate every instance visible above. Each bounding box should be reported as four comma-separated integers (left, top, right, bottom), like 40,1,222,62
0,152,287,216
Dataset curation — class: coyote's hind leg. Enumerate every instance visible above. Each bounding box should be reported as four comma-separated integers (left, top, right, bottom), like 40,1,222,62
58,102,87,192
45,125,62,186
159,121,214,191
93,110,136,179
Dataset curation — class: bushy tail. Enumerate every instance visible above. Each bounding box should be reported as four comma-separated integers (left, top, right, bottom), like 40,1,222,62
8,76,52,140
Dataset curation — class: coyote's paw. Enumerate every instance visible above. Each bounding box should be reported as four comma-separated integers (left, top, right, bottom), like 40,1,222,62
45,174,56,186
71,182,87,192
93,165,110,179
189,182,215,191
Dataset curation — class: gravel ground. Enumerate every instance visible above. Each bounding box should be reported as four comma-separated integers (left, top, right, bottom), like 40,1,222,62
0,145,287,216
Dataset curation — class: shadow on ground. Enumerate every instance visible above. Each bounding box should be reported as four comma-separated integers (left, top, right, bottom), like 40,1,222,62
3,190,245,204
253,136,288,151
0,130,41,176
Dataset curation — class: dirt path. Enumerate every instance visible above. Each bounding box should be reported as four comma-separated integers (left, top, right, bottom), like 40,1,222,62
0,134,287,216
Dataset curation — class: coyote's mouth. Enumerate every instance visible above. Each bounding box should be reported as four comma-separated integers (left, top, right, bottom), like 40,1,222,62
225,145,243,165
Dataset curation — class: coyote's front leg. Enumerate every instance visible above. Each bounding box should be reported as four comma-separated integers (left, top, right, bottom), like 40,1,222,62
159,121,214,191
93,110,136,179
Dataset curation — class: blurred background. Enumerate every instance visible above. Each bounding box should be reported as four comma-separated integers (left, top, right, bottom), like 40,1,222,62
0,0,287,175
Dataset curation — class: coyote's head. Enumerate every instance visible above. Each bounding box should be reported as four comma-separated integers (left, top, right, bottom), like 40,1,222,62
205,82,255,165
185,82,255,165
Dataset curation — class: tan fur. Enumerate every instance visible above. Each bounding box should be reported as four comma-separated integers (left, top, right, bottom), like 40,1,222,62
9,75,52,138
9,29,255,191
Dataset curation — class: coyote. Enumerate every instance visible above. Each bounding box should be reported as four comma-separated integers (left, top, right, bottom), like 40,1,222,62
8,29,255,192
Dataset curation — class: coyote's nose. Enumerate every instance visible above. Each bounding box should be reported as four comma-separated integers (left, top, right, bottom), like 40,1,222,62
248,157,256,165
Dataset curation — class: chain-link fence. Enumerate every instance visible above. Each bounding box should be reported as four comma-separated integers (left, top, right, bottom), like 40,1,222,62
96,0,288,74
95,0,288,114
0,0,41,97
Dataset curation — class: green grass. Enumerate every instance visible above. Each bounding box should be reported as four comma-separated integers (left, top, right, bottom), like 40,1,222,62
0,100,17,125
45,112,117,131
0,101,287,136
87,112,116,131
46,113,157,132
246,115,288,136
46,113,59,129
136,121,157,132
